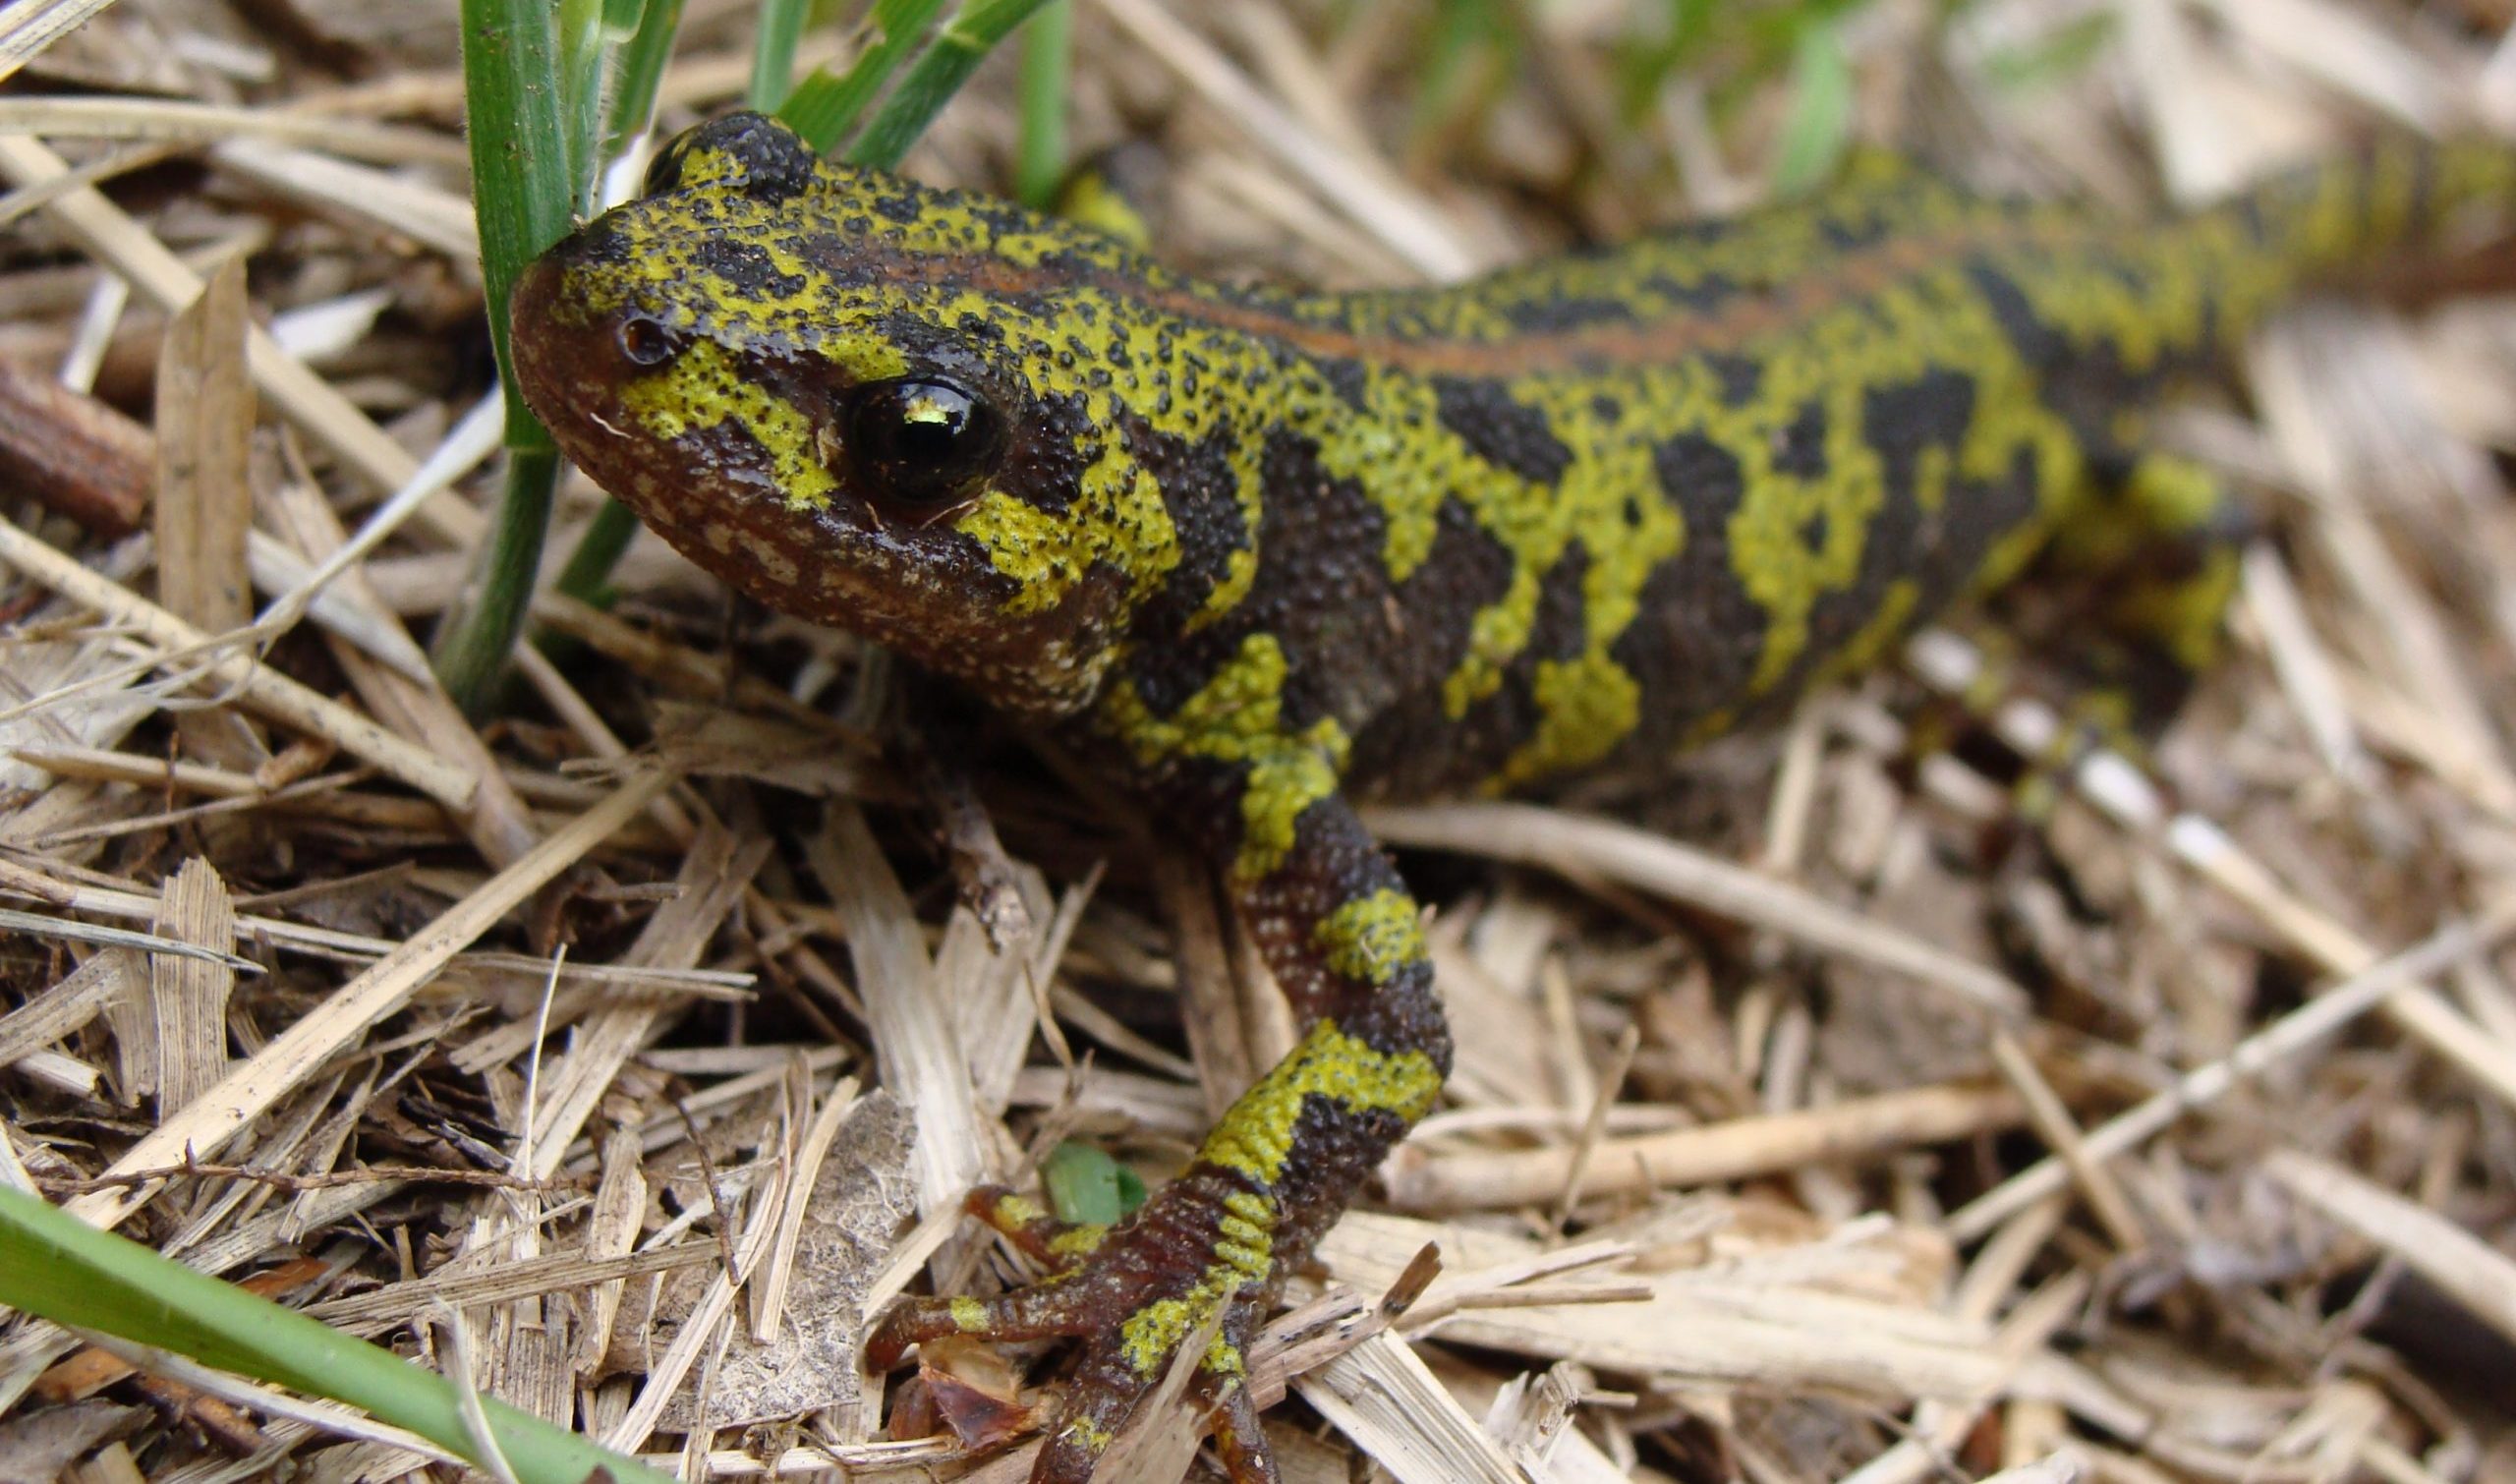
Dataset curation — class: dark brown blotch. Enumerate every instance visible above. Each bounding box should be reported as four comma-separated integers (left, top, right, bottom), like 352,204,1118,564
1431,376,1573,486
1602,429,1770,742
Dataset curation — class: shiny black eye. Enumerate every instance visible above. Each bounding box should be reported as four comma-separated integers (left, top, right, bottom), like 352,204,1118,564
616,314,682,366
843,377,1003,505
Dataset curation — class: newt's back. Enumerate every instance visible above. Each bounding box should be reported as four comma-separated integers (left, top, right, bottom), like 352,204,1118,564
1087,139,2516,804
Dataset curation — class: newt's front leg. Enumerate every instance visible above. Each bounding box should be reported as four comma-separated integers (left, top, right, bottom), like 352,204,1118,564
867,721,1449,1482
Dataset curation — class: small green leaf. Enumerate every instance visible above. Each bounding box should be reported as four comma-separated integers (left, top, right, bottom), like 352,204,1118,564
1042,1142,1131,1227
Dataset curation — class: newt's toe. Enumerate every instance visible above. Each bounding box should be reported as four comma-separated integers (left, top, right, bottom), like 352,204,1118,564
963,1184,1110,1270
864,1273,1087,1371
868,1172,1284,1483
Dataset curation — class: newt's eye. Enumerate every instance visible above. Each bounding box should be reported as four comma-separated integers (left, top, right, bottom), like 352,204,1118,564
843,377,1003,506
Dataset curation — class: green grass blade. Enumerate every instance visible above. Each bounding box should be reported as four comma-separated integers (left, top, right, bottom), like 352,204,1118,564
751,0,814,110
1612,0,1715,122
846,0,1060,169
606,0,685,164
438,0,588,708
1012,0,1071,207
1977,9,2116,90
0,1184,674,1484
1771,14,1854,197
560,0,689,626
1406,0,1509,142
458,0,574,454
557,0,612,215
556,0,687,620
779,0,951,153
554,494,644,606
436,447,561,709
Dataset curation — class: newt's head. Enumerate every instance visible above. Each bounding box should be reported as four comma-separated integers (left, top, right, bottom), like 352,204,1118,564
510,112,1236,716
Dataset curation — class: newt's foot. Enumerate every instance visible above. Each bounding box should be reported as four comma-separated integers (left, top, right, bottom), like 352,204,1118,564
868,1174,1283,1483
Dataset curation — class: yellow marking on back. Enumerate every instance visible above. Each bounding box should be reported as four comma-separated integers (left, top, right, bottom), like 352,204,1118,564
1495,652,1644,790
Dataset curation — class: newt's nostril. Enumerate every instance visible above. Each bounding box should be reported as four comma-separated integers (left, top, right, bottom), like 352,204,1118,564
616,314,684,367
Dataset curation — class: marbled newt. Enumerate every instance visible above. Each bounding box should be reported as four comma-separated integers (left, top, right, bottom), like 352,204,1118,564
508,111,2514,1482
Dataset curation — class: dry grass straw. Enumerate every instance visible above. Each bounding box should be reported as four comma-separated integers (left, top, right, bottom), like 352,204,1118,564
1,1,2515,1481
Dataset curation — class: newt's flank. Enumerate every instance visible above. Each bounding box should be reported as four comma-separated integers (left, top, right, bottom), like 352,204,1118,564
507,111,2514,1482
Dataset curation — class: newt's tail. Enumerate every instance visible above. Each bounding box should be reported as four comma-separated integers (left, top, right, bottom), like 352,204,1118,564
1991,138,2516,380
2197,136,2516,337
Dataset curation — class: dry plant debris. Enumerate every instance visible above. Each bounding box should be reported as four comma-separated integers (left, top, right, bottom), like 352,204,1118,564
1,1,2515,1481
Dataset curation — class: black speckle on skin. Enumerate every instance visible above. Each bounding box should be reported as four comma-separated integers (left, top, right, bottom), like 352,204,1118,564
997,388,1096,515
1794,439,2044,697
1963,259,2070,371
1248,430,1402,731
691,239,807,300
1432,377,1573,485
867,188,928,225
1818,206,1895,253
1129,411,1250,634
1526,542,1590,663
680,111,817,205
1124,428,1404,729
1703,353,1762,407
1967,255,2160,443
1862,368,1976,509
1771,399,1829,481
1638,270,1743,314
795,234,899,293
1443,540,1592,777
1652,429,1745,513
567,215,635,270
1316,358,1372,415
1343,497,1520,795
